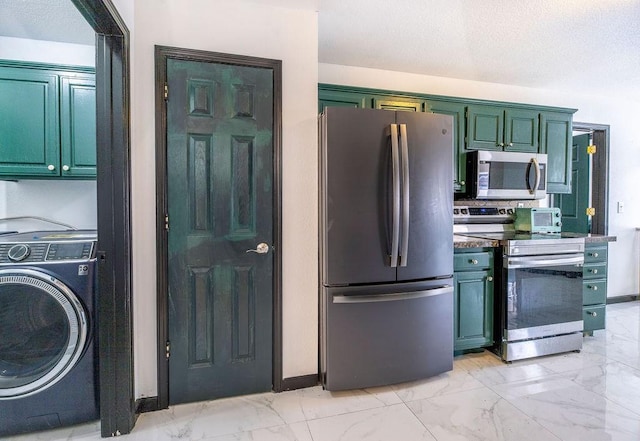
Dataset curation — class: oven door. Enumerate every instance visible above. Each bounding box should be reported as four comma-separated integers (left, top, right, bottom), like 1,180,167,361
503,253,584,341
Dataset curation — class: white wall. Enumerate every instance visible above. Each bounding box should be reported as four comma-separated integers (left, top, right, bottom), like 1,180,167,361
130,0,318,398
0,37,97,230
319,63,640,299
0,36,94,66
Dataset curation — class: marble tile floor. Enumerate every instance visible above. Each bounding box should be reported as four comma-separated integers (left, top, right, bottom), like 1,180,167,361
8,301,640,441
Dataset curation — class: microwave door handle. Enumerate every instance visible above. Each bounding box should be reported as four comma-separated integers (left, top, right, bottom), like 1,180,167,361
399,124,409,267
388,124,400,267
531,157,541,195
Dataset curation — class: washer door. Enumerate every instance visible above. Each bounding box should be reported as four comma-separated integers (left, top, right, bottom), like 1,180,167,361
0,268,88,399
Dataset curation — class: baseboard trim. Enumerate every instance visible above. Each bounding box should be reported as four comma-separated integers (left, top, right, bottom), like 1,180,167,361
135,396,160,414
278,374,319,392
607,295,639,304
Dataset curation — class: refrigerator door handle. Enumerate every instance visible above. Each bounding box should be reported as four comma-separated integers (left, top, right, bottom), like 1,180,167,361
389,124,400,267
333,285,453,304
399,123,410,267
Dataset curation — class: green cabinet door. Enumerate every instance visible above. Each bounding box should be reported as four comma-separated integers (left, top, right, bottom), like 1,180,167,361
428,100,466,193
504,108,539,152
540,111,572,194
466,104,504,151
372,96,424,112
60,75,96,178
582,243,608,333
318,89,367,113
467,104,538,152
0,67,60,177
454,269,494,351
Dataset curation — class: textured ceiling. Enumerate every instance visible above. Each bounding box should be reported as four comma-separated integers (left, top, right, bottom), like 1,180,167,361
318,0,640,95
0,0,94,45
1,0,639,96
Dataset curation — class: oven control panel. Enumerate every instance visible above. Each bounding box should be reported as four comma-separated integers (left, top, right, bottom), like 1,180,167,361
454,205,515,224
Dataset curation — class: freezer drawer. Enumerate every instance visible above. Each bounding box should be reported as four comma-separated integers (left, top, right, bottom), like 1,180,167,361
321,280,453,391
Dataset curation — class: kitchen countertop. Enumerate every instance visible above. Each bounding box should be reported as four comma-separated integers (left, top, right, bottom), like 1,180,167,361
453,234,499,249
454,232,616,249
560,232,617,243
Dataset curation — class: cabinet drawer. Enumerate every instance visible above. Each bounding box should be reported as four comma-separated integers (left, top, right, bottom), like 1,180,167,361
584,246,607,263
583,262,607,280
583,280,607,305
454,252,493,271
583,305,606,332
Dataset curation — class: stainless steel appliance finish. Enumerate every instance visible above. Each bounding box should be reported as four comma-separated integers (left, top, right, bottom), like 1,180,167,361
455,205,585,362
320,107,454,390
467,150,548,200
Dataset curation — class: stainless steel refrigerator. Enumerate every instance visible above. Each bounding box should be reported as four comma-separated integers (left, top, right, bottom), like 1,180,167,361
319,107,454,390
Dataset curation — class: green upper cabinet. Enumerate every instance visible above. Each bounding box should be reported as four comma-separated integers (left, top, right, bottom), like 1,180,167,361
540,111,572,194
372,96,425,112
0,67,60,177
60,75,96,178
427,100,466,193
0,62,95,179
466,104,538,152
318,84,576,195
318,89,367,113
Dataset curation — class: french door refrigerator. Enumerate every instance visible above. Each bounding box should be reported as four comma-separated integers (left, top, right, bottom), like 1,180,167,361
320,106,454,391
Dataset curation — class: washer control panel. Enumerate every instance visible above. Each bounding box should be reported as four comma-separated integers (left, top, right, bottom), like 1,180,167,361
46,242,94,261
0,240,95,264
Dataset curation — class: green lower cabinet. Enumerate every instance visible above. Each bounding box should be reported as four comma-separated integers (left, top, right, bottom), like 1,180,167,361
453,249,494,351
582,243,608,333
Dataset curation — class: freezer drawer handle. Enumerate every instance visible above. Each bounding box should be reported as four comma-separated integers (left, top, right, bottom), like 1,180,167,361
332,285,452,304
388,124,401,268
399,123,410,267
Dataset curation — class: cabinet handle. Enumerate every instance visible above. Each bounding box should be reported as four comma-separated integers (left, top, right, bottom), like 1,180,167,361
470,259,478,264
591,252,599,258
62,165,70,171
487,276,493,282
589,285,598,290
508,142,513,147
587,311,598,317
498,143,504,147
590,269,598,274
460,180,465,186
47,164,55,171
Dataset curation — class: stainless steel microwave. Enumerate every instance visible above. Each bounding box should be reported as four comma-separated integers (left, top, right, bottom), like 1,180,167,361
466,150,547,200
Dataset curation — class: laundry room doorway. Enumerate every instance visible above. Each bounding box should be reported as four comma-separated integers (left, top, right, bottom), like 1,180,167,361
71,0,134,437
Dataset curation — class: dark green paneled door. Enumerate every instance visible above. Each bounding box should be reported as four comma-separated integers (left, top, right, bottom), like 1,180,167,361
555,133,590,233
166,59,274,405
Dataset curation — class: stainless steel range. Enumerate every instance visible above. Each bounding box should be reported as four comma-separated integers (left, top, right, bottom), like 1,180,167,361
454,205,585,362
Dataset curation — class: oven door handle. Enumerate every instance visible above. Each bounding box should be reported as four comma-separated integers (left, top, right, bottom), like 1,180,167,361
506,254,584,269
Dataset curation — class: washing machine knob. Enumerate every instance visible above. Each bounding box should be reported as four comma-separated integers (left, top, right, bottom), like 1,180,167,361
8,244,30,262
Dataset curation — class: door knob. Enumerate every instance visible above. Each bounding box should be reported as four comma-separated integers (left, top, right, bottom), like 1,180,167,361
246,243,269,254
